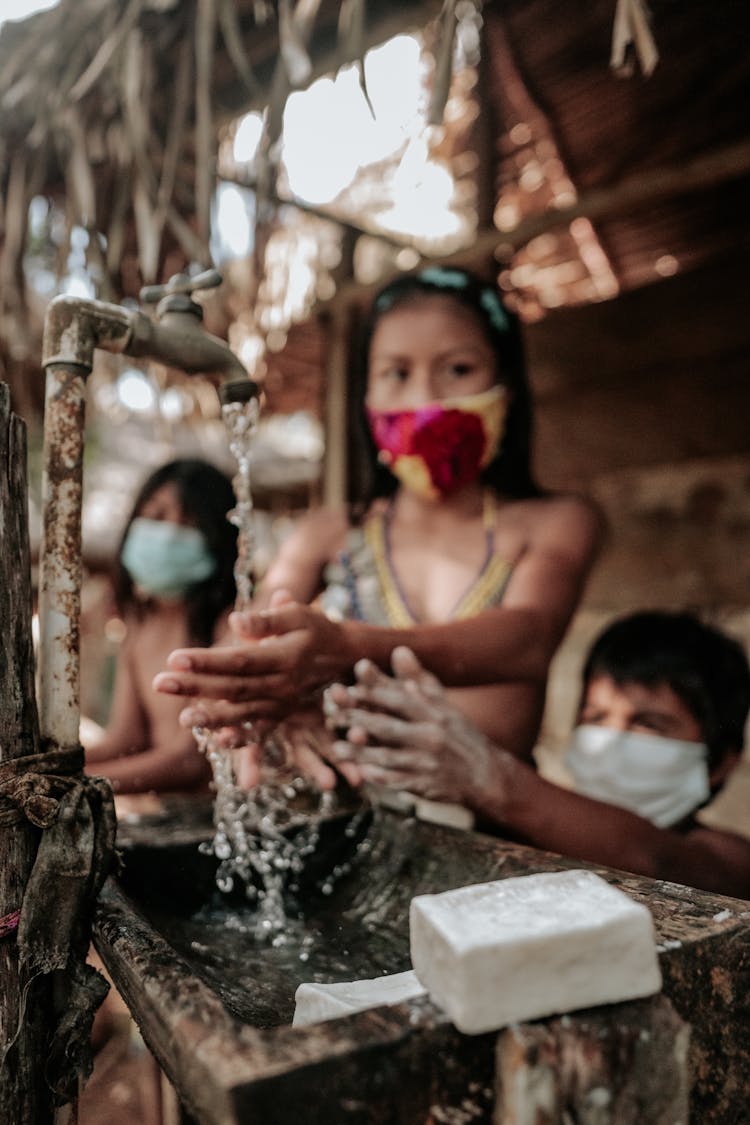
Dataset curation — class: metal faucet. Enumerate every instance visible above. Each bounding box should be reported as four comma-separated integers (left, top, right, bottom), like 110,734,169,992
42,268,248,380
37,269,253,751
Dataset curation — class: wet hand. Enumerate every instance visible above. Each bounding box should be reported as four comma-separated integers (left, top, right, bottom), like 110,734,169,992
221,712,339,793
152,600,351,727
229,599,350,689
269,711,339,792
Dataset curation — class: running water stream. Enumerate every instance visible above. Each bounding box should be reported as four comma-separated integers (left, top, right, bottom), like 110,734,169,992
194,381,336,945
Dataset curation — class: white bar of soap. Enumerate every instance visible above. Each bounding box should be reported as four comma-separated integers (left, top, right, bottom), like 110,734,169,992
410,869,662,1035
293,969,426,1027
414,797,475,831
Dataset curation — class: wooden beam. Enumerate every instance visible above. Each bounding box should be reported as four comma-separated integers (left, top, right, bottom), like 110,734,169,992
493,136,750,257
218,168,412,253
318,135,750,312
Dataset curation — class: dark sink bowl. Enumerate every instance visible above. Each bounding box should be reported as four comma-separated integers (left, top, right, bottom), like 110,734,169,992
94,795,750,1124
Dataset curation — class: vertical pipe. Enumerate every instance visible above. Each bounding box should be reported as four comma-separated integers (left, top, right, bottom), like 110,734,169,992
37,362,89,749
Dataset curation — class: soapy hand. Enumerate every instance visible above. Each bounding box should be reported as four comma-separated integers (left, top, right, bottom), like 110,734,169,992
323,646,501,803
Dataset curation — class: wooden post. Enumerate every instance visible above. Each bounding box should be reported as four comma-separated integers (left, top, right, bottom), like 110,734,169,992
0,384,55,1122
321,304,351,508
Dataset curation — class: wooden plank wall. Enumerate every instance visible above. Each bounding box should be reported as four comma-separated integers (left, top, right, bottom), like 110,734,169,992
524,256,750,749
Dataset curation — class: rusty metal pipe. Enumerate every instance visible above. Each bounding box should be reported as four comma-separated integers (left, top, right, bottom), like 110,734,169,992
37,361,88,749
42,295,133,370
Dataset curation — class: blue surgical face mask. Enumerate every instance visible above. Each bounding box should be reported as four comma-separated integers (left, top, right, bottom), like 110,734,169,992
121,517,216,599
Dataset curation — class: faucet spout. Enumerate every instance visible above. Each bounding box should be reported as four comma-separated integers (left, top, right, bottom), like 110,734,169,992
130,267,248,381
126,307,248,381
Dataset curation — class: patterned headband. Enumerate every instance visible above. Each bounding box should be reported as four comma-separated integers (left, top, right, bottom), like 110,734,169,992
374,266,509,334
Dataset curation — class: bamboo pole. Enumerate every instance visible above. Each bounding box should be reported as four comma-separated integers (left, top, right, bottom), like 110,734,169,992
493,136,750,257
321,304,352,507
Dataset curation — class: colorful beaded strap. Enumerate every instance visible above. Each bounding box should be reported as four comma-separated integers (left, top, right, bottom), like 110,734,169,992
364,492,513,626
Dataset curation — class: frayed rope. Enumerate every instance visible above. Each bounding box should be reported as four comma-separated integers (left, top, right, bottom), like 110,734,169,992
0,909,21,938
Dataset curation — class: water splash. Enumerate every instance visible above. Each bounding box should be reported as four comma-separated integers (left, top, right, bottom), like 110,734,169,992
194,383,336,943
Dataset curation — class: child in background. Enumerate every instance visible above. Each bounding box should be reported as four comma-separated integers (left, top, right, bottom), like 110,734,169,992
325,610,750,898
83,458,237,794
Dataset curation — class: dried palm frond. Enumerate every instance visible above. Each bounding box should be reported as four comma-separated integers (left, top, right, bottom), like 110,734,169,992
0,151,30,357
218,0,261,98
611,0,659,77
195,0,218,247
69,0,144,102
279,0,312,87
428,0,458,127
1,0,465,346
338,0,374,117
156,34,193,229
63,109,97,227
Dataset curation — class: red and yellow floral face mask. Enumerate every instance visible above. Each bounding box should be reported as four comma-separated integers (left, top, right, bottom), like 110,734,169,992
366,385,508,500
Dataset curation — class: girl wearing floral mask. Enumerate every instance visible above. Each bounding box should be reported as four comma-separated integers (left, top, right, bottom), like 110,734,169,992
154,268,603,783
83,458,237,794
324,612,750,898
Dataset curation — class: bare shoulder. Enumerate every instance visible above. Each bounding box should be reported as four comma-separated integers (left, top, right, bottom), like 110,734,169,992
515,492,606,560
532,490,602,533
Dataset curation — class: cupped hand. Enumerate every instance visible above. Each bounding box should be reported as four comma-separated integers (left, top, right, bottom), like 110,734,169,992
152,598,352,729
196,710,341,794
265,710,340,792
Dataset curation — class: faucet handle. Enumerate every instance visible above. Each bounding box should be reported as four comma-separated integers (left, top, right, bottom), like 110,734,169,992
140,269,223,306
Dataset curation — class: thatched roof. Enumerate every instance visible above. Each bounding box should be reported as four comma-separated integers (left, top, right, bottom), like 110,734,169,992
481,1,750,315
0,0,448,418
1,0,749,426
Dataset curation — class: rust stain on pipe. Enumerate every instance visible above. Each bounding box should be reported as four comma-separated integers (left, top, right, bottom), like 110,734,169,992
37,363,87,746
42,295,133,370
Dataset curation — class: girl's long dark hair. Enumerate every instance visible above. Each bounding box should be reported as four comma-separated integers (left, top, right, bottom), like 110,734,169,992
349,267,542,505
113,458,238,645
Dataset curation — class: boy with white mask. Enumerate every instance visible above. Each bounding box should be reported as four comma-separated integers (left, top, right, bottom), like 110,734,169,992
564,612,743,828
325,611,750,899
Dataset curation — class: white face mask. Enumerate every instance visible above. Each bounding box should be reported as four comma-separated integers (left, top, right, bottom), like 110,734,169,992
564,724,711,828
